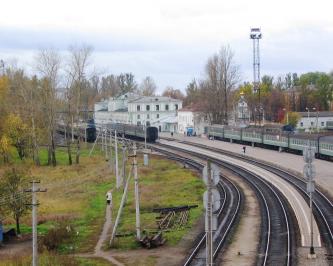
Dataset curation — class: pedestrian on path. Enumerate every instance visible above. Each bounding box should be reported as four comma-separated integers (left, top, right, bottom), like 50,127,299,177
106,190,112,206
243,146,246,154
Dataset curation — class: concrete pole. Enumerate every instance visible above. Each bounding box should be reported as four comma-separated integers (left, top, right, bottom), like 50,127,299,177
115,130,120,189
71,115,74,142
206,161,213,266
122,141,126,188
133,143,141,240
32,181,37,266
105,130,108,160
109,129,113,173
109,168,132,246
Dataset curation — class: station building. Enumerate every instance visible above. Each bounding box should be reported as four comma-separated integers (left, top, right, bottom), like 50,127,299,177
297,111,333,131
94,93,182,132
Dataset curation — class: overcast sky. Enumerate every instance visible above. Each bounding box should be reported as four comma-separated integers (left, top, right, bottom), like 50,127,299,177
0,0,332,93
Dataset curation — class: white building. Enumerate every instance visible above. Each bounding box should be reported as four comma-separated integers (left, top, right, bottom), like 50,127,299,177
297,111,333,131
94,94,182,132
178,105,209,135
128,96,182,132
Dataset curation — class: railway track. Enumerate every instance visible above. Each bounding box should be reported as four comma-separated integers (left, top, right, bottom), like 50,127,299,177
152,147,243,266
153,145,294,265
160,139,333,254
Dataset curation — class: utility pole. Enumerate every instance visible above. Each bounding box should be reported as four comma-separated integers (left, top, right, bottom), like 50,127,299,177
115,130,120,189
122,140,127,188
133,143,141,240
25,181,47,266
109,167,132,246
206,161,213,266
104,129,108,160
109,129,113,173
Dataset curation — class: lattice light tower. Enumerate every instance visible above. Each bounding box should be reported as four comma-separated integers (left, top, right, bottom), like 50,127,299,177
250,28,262,123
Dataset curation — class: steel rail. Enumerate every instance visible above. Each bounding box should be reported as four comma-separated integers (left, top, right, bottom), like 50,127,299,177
153,143,293,266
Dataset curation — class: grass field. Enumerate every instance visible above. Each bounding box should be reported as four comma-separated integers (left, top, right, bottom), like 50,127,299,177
1,144,205,265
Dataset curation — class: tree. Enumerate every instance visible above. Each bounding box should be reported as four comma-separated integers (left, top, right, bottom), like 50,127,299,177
3,114,29,160
35,49,61,166
283,112,300,127
0,168,31,235
117,73,138,94
201,45,239,124
162,86,185,100
184,79,200,106
67,44,93,164
139,76,156,96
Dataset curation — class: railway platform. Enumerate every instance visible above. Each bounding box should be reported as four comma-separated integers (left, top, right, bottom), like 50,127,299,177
159,133,333,198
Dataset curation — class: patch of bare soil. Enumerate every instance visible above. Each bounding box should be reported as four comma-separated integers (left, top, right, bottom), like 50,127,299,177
219,174,260,266
0,236,32,260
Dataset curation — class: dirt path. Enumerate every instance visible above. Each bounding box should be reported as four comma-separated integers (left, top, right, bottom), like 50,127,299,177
77,204,124,266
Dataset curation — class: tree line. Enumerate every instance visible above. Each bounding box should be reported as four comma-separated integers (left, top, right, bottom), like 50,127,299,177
183,47,333,125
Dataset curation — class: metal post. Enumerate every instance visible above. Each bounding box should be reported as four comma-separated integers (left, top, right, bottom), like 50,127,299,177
206,161,213,266
115,130,119,189
133,143,141,240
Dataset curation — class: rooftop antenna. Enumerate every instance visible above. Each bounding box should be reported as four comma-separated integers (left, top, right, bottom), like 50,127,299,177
250,27,262,124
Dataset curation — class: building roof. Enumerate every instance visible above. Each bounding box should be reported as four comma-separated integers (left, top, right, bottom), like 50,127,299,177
129,96,181,104
298,111,333,118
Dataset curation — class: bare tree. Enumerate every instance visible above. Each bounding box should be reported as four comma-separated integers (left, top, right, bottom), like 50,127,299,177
35,49,61,166
66,44,93,164
139,76,156,96
162,86,185,100
201,46,239,124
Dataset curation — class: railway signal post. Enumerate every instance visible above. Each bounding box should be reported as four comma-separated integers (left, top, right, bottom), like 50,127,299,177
203,161,220,266
303,145,316,258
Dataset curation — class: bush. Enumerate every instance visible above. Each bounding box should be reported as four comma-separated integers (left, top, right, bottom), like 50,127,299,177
40,223,76,251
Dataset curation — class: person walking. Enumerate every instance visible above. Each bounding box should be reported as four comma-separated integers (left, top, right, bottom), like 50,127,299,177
106,190,112,206
242,146,246,154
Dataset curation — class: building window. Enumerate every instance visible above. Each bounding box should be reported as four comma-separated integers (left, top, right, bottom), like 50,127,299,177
156,114,159,119
321,121,325,127
156,105,159,111
165,104,169,111
311,121,314,126
300,122,303,127
147,114,150,119
137,121,141,125
137,114,140,119
146,121,150,126
146,105,150,111
175,104,178,110
137,105,140,111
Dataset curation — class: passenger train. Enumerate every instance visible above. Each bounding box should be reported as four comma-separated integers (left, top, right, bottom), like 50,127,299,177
104,123,158,143
205,124,333,160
